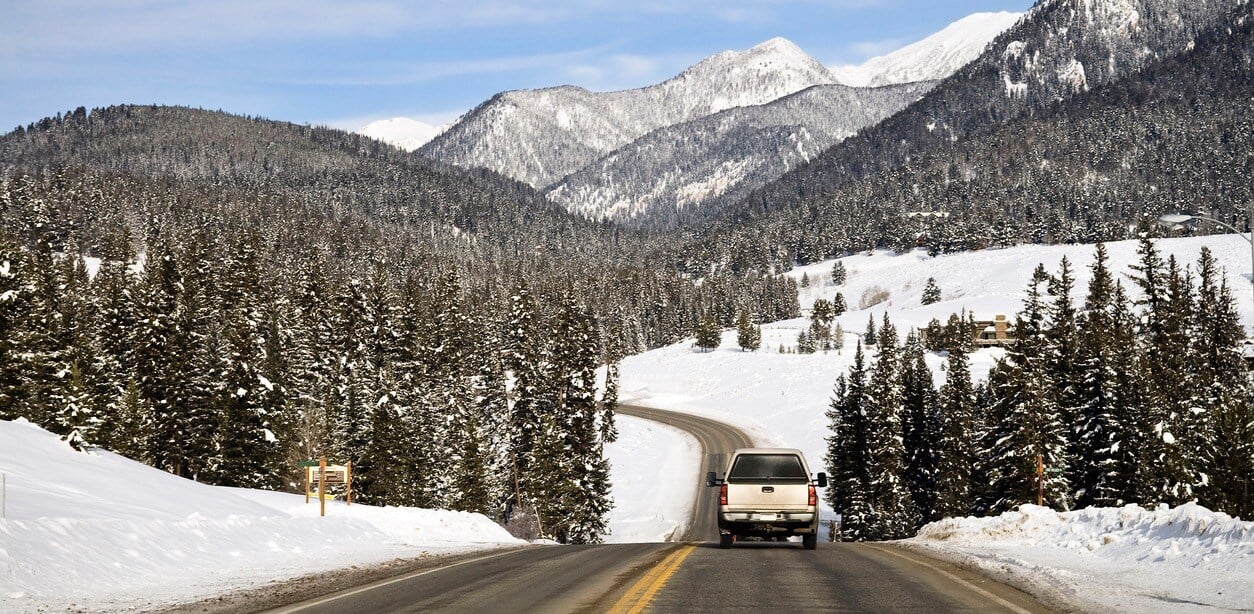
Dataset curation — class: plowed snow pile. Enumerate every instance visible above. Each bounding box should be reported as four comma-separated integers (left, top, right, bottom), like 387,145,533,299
0,418,521,613
907,504,1253,613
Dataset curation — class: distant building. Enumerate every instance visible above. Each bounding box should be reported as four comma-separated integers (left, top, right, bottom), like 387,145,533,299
973,314,1014,346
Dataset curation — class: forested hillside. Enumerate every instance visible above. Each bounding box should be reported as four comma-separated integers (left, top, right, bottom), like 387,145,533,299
0,107,798,543
828,240,1252,539
680,1,1253,273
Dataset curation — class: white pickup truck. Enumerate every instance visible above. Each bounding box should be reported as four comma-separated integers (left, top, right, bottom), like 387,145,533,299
706,448,827,549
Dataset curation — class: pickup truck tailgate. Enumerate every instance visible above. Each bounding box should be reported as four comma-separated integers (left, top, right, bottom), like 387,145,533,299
726,483,810,510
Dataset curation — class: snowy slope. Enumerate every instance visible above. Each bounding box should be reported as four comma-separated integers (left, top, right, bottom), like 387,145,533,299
0,419,521,613
358,117,444,151
547,80,935,226
420,37,840,188
832,12,1022,87
621,234,1254,511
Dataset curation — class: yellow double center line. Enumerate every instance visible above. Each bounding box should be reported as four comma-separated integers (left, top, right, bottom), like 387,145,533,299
607,545,697,614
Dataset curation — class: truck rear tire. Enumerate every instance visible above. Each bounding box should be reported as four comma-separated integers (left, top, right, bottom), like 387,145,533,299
719,533,733,549
802,533,817,550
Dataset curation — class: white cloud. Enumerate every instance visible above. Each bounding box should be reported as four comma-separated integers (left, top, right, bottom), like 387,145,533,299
847,38,904,58
292,44,615,86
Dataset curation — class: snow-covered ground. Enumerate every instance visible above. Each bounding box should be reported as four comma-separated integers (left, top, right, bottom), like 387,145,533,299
8,235,1252,611
603,415,702,543
620,234,1254,610
0,418,521,613
908,504,1254,613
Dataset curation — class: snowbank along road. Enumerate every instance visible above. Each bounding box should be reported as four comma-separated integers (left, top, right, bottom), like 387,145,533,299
259,404,1054,613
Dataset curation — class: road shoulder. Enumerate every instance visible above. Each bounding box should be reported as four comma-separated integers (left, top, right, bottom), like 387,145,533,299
158,546,532,614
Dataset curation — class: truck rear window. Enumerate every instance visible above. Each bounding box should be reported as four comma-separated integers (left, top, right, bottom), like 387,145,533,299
728,454,808,483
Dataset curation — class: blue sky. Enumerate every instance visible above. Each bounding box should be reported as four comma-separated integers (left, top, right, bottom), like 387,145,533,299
1,0,1034,132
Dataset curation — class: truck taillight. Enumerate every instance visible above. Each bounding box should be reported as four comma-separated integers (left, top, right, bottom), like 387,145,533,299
808,484,817,506
719,483,728,505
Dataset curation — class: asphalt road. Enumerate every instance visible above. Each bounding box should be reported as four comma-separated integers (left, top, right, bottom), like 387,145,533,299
261,404,1053,614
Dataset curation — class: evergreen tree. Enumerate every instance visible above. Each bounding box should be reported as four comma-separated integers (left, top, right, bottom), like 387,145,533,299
935,345,976,518
826,343,872,540
921,277,942,305
864,315,877,347
695,314,721,352
980,264,1071,512
1191,248,1253,516
797,329,816,354
862,316,919,537
810,298,835,350
832,292,847,316
1073,245,1141,507
0,233,31,418
736,309,761,352
900,332,940,524
831,261,847,285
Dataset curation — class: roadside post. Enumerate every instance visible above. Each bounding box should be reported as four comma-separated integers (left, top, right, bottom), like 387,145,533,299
298,458,352,517
319,457,327,517
1035,454,1044,506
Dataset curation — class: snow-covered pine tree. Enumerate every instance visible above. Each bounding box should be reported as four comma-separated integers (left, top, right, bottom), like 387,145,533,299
1043,256,1085,501
0,232,31,419
862,315,919,538
934,345,976,518
864,314,877,347
1190,247,1252,516
900,331,940,524
980,264,1071,513
600,362,619,444
921,277,941,305
811,298,835,350
736,309,761,351
1152,255,1205,505
832,292,847,316
695,314,721,352
88,224,140,452
826,343,872,541
1073,244,1141,507
18,238,67,430
212,235,283,490
502,280,549,501
831,261,847,285
549,294,612,544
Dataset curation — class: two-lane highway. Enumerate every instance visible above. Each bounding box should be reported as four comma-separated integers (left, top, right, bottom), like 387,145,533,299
258,404,1054,613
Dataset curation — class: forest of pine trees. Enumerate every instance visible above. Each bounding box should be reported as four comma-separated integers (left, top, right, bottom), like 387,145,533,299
827,239,1253,540
0,109,800,544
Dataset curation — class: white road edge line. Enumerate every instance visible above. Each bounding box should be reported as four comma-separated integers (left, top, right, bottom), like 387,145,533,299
865,544,1035,614
264,547,528,613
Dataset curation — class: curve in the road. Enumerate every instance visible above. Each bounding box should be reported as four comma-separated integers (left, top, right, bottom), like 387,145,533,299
615,403,754,542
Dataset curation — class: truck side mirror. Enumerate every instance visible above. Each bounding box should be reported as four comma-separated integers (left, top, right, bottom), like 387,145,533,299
706,471,718,487
815,472,828,488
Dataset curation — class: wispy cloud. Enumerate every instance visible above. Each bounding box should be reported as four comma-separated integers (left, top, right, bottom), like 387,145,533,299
847,38,904,59
292,44,616,86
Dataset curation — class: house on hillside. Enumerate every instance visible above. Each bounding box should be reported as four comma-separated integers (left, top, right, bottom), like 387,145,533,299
973,314,1014,346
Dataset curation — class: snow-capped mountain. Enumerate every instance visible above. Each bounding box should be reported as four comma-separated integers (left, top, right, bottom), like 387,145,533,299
419,37,842,188
547,80,936,226
358,117,444,151
720,0,1246,227
831,12,1022,87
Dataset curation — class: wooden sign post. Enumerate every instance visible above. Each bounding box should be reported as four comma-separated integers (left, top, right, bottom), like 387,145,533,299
1035,454,1044,506
298,458,353,517
319,457,327,517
